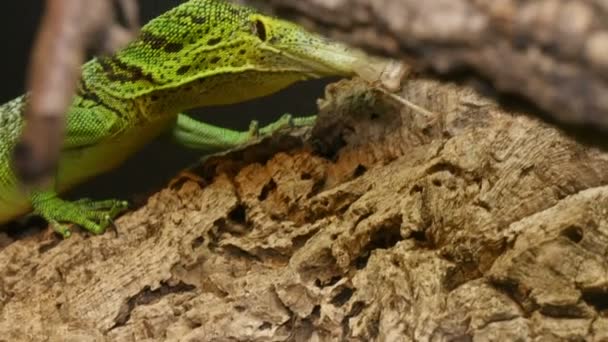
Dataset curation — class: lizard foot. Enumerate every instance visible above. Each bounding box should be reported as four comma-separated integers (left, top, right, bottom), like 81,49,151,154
258,114,317,136
31,192,128,238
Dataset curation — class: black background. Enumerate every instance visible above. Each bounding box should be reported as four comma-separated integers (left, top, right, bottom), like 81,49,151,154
0,1,328,202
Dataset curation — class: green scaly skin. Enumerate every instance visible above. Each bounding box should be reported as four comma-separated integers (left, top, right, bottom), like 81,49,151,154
0,0,393,237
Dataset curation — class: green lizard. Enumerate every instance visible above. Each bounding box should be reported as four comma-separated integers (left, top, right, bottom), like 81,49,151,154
0,0,397,237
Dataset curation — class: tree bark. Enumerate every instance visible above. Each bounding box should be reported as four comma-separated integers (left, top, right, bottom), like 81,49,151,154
2,75,608,340
3,0,608,340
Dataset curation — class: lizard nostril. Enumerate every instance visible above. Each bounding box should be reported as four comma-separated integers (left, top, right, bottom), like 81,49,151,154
254,20,267,41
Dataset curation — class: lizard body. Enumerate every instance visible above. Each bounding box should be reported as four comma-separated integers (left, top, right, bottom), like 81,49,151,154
0,0,394,236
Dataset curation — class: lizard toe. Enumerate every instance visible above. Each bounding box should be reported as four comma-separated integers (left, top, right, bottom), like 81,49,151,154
247,120,260,138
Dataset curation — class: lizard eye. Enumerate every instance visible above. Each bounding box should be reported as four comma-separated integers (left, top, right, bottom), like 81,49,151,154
253,19,267,41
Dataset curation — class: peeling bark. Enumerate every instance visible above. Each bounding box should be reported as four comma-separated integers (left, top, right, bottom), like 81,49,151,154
2,76,608,340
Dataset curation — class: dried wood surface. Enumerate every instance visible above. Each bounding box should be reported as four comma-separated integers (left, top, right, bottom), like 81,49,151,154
2,76,608,340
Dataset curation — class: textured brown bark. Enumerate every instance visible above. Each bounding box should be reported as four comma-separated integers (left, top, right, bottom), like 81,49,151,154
2,75,608,340
3,1,608,339
241,0,608,130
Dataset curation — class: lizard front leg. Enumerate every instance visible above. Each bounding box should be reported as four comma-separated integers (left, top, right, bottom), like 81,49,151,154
26,101,131,237
30,191,128,238
172,113,316,152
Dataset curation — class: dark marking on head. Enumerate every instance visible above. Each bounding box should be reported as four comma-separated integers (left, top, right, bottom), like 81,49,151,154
191,16,206,24
177,65,190,75
98,57,113,73
175,12,206,25
98,56,159,85
207,37,222,46
77,80,127,119
140,29,184,53
76,80,101,103
140,31,168,50
164,42,184,53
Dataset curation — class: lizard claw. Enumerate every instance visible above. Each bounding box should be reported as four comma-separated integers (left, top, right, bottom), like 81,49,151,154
50,220,73,239
247,120,260,138
109,217,120,238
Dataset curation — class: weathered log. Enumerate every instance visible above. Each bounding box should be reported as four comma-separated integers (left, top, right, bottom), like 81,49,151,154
1,75,607,340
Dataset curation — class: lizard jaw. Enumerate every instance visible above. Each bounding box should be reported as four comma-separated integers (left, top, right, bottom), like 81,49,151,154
268,43,398,82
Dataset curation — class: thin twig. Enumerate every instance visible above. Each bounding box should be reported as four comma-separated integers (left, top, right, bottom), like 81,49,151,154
13,0,139,189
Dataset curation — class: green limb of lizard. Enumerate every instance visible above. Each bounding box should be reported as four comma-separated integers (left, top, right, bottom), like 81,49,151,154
25,103,129,238
172,113,317,151
30,191,128,238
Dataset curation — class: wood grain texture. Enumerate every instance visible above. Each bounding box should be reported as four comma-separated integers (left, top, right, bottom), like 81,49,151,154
2,76,608,340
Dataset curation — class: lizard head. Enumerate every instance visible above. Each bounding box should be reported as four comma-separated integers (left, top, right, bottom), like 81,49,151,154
90,0,393,104
245,14,364,78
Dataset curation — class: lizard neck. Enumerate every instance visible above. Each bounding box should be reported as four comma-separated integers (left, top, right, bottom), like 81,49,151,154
135,69,308,118
82,57,309,121
77,73,140,122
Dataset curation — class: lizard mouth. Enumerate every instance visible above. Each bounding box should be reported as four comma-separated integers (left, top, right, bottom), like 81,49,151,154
276,45,362,77
259,39,361,75
265,42,396,81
